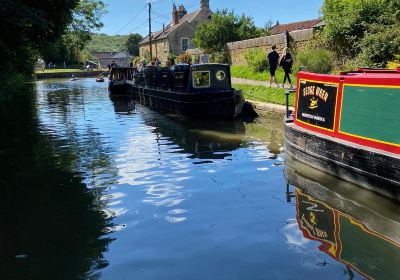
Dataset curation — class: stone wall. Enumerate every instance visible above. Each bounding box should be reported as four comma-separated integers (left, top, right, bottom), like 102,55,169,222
140,39,169,62
227,29,314,65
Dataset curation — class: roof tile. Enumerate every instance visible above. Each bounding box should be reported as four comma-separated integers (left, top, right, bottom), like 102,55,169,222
272,19,323,34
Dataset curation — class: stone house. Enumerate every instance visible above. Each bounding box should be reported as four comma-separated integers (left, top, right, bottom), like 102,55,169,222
138,0,213,62
91,51,132,68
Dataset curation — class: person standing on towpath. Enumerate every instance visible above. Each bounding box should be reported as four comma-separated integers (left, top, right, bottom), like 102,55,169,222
280,47,294,88
267,45,280,87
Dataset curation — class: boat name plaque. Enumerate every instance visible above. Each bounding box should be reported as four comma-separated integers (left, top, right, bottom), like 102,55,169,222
297,80,338,130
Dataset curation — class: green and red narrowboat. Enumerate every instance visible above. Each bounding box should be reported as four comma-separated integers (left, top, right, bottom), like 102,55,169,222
284,68,400,200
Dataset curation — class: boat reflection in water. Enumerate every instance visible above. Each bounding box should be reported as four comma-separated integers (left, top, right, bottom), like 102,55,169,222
284,155,400,280
110,94,135,114
110,95,248,160
110,95,285,160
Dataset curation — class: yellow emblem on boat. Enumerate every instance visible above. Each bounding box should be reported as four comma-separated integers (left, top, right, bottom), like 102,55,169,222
309,98,318,109
310,212,317,225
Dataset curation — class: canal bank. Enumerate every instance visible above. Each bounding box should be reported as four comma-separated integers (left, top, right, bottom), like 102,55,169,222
232,81,295,116
35,70,107,80
247,99,293,115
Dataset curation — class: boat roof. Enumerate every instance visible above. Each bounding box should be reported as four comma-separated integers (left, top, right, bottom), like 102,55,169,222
340,67,400,77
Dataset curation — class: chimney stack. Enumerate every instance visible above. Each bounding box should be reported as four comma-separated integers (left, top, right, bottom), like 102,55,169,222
200,0,209,9
178,4,187,20
172,3,179,25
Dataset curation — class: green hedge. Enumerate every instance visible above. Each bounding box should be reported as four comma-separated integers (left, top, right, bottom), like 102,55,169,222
244,49,268,72
296,48,334,74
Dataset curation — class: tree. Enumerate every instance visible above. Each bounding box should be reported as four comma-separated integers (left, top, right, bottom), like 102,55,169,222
236,14,263,40
358,23,400,67
322,0,399,60
41,0,107,64
193,10,261,53
69,0,107,49
0,0,79,84
262,20,275,36
125,33,143,56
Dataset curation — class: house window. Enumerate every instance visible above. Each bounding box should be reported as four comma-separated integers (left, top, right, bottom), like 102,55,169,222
192,71,210,88
181,38,189,52
164,41,168,52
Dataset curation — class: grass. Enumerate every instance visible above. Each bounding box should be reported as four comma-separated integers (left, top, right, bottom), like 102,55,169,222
35,69,85,73
231,65,297,85
234,84,295,106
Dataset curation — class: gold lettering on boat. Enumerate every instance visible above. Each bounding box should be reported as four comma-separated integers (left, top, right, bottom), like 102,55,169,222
302,86,329,103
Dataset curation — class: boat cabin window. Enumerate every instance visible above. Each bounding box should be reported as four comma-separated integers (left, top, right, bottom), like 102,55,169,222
174,72,185,89
192,71,210,88
216,70,226,81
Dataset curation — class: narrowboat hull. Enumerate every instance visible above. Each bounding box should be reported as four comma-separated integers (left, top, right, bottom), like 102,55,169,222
285,122,400,200
108,80,134,95
132,86,245,119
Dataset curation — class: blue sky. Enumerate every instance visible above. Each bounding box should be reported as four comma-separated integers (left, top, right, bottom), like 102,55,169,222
99,0,323,36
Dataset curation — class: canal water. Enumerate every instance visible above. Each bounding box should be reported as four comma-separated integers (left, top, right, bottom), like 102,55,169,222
1,78,399,280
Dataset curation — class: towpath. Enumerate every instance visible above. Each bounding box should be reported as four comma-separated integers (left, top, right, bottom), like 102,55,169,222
231,77,293,89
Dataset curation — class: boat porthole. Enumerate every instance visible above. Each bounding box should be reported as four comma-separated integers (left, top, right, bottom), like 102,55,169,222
216,70,226,81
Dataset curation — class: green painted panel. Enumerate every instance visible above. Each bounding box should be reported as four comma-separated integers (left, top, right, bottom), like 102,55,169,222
339,217,400,280
340,86,400,145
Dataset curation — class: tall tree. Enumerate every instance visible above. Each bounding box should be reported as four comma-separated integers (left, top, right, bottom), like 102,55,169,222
193,10,261,53
125,33,144,56
0,0,79,83
41,0,107,64
69,0,107,50
322,0,400,63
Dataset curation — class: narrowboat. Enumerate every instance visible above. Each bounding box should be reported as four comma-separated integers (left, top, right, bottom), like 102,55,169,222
108,67,136,95
284,68,400,200
108,64,246,119
284,159,400,280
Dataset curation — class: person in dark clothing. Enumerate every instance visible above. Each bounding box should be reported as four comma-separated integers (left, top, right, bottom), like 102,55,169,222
267,45,280,87
111,60,118,68
280,47,294,88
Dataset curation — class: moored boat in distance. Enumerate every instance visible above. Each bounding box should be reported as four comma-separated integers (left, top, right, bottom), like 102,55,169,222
108,64,246,119
96,76,105,82
284,68,400,200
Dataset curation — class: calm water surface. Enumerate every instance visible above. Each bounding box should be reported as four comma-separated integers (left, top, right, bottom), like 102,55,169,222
0,78,399,280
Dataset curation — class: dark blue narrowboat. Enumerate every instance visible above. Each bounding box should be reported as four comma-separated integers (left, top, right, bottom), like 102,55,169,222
109,64,245,119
